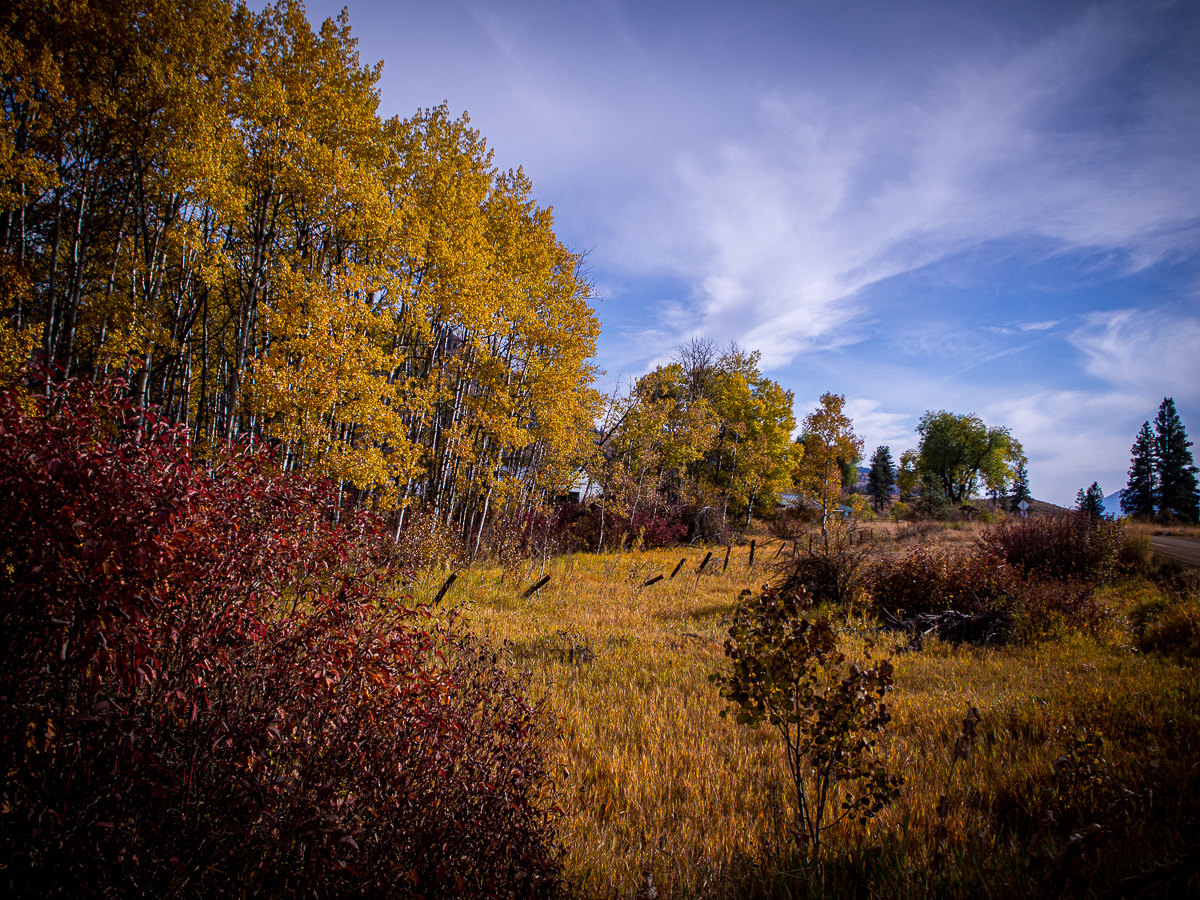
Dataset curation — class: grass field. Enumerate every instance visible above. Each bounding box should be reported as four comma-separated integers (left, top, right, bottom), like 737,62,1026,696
410,532,1200,898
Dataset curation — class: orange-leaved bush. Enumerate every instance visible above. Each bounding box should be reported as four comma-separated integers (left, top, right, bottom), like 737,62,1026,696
0,375,561,898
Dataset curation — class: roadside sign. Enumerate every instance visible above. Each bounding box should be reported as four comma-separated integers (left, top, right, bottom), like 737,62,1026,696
1017,500,1029,511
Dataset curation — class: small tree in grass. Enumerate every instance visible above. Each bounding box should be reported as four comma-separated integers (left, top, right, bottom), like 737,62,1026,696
710,585,902,858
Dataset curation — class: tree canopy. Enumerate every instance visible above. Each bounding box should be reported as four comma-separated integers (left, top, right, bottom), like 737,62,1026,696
593,341,799,539
1076,482,1104,519
0,0,601,536
1153,398,1199,522
793,393,863,534
915,411,1024,506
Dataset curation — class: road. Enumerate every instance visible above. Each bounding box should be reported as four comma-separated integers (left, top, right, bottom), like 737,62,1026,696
1149,535,1200,568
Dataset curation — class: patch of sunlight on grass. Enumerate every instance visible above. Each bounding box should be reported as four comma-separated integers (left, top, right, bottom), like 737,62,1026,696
409,542,1200,899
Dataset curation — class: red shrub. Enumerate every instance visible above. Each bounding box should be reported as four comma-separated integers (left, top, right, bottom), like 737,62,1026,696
1007,576,1111,643
868,546,1111,643
515,502,688,554
978,513,1124,581
868,547,1011,616
0,377,560,897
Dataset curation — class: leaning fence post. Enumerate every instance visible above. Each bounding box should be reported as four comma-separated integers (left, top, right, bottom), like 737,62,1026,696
521,574,551,598
670,557,687,579
748,539,756,568
432,572,458,605
722,545,731,572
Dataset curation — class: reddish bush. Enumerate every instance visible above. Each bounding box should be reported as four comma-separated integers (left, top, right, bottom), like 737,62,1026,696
0,377,560,897
508,502,688,555
868,546,1111,643
630,506,691,549
868,547,1011,617
978,513,1124,582
1007,576,1111,643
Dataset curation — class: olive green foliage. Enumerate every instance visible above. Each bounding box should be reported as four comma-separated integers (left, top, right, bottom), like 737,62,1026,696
916,411,1024,506
710,586,902,858
897,448,920,503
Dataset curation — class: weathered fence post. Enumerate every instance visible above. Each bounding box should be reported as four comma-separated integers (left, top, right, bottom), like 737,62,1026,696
521,575,551,598
432,573,458,605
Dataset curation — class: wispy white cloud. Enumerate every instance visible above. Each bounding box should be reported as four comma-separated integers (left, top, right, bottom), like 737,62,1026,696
306,0,1200,506
843,398,914,456
624,3,1200,362
985,389,1149,501
1069,307,1200,407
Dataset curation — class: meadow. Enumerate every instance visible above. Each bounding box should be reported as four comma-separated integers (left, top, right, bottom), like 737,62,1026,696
413,525,1200,898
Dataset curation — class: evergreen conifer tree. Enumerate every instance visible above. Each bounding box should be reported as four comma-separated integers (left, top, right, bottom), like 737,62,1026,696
1008,462,1031,513
1075,482,1104,518
865,445,895,512
1153,398,1200,522
1121,421,1157,519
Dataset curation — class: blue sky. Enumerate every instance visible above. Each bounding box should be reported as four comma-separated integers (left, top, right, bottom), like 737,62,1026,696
305,0,1200,506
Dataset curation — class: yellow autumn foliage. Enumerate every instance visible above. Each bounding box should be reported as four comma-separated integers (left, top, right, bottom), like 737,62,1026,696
1,0,600,523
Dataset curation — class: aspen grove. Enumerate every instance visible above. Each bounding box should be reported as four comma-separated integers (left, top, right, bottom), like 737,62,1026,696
0,0,601,536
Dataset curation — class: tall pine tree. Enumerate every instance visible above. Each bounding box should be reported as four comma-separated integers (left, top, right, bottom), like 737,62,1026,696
865,445,895,512
1153,398,1200,522
1121,421,1157,519
1008,462,1031,513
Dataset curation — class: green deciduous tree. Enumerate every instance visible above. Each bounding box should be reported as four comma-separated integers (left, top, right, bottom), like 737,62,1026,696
897,448,920,503
1153,398,1199,522
1121,421,1156,519
916,411,1023,506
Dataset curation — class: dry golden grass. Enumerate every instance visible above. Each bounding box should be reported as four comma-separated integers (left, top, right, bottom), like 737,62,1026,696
1127,520,1200,540
411,541,1200,899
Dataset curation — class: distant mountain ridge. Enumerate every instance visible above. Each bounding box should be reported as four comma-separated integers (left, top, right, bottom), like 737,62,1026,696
1100,489,1125,517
